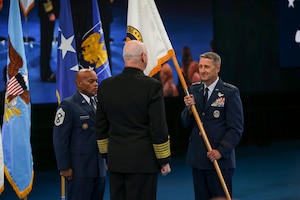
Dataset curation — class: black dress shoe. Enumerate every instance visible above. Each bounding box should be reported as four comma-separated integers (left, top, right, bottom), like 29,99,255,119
42,74,56,82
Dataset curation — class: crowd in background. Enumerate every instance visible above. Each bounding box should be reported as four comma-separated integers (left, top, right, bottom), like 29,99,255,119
159,46,201,98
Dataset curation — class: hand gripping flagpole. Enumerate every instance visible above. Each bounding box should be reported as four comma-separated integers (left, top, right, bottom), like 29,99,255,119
171,55,231,200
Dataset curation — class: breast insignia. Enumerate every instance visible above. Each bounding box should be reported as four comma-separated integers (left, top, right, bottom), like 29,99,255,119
82,123,89,130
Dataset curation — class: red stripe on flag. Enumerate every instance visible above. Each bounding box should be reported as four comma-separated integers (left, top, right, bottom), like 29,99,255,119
7,77,24,95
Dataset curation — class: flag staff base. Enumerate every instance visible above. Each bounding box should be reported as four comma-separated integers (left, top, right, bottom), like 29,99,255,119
23,37,35,43
23,37,35,49
0,36,6,47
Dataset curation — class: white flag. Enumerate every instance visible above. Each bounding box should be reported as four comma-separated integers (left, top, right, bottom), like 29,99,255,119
126,0,175,76
19,0,35,16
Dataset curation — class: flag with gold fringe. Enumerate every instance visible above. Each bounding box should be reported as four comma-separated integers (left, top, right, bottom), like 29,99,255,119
126,0,175,76
0,128,4,194
56,0,78,103
1,0,34,198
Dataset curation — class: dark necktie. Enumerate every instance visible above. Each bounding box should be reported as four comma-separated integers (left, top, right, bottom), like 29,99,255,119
90,97,97,111
203,87,209,106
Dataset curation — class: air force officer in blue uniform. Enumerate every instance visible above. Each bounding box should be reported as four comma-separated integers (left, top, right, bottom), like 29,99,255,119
181,52,244,200
53,69,106,200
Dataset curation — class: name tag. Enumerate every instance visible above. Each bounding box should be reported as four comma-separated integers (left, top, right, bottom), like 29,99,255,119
80,115,89,120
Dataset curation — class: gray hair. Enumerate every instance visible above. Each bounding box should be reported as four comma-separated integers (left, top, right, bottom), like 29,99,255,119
123,40,147,61
200,52,221,66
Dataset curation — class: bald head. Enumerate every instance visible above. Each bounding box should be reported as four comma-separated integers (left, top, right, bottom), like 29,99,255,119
76,68,98,97
123,40,148,70
76,68,94,82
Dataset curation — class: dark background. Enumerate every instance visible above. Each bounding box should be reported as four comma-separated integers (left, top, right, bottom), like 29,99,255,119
211,0,300,150
279,0,300,68
213,0,300,93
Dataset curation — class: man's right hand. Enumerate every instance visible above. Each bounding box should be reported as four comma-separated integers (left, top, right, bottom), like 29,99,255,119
161,163,171,176
60,168,73,181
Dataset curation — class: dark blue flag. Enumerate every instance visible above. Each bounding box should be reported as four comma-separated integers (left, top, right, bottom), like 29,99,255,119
80,0,111,85
56,0,78,102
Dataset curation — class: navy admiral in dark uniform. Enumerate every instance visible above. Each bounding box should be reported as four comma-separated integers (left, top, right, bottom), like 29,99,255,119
181,51,244,200
96,40,171,200
53,68,106,200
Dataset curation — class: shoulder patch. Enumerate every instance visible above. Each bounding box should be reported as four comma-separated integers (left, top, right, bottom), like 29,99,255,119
54,107,65,126
223,82,237,89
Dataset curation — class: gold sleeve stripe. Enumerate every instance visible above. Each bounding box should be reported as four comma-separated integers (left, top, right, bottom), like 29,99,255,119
97,139,108,154
153,137,171,159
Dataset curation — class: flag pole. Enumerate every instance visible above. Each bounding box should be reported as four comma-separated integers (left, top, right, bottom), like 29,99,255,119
171,55,231,200
23,16,34,48
61,176,65,200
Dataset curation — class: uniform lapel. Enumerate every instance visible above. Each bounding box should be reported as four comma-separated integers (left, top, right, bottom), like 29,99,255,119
205,89,216,109
199,83,206,110
77,93,95,116
204,80,222,110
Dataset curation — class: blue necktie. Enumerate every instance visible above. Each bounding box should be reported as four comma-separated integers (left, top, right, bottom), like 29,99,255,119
204,87,209,106
90,97,97,111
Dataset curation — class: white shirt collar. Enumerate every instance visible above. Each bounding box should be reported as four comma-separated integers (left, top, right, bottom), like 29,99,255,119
204,77,219,98
80,93,91,104
204,77,219,91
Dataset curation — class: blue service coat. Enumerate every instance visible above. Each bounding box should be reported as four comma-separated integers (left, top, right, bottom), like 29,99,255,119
53,92,106,177
181,79,244,169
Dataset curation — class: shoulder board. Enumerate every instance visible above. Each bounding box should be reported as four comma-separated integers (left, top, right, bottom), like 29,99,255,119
191,81,202,86
223,82,237,89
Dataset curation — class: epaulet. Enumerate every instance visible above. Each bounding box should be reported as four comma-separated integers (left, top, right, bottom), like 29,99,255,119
223,82,237,89
191,81,201,86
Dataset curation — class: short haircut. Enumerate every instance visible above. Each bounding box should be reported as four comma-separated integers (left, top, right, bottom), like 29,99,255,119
200,52,221,66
